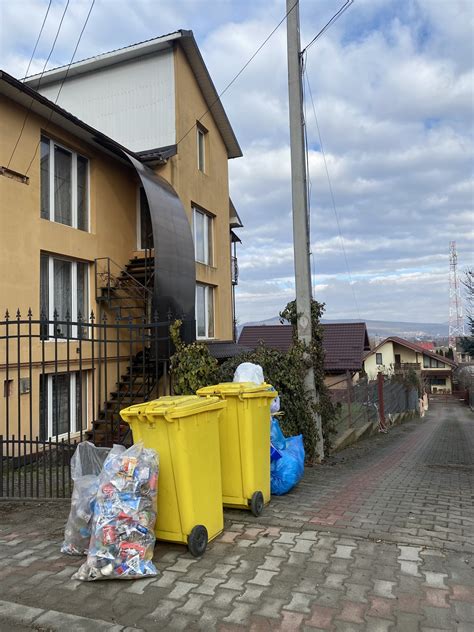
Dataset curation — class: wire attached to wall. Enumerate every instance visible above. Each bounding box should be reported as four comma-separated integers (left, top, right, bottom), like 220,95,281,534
7,0,70,170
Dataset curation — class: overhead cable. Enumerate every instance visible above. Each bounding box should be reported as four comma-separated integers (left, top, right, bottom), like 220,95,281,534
301,0,354,55
7,0,70,169
25,0,96,176
175,0,300,149
303,64,362,320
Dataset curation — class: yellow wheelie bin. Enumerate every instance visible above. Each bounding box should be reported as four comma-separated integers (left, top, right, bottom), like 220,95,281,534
196,382,276,517
120,395,226,556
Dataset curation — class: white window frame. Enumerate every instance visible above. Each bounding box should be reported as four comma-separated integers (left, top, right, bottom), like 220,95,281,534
42,254,89,339
43,371,88,439
197,125,206,172
193,207,213,265
41,136,90,231
196,283,215,340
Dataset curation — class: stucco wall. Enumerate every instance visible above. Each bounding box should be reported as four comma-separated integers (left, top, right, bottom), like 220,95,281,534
156,44,233,341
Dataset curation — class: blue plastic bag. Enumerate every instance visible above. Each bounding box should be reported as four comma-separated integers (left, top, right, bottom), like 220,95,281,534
270,418,305,495
271,417,286,451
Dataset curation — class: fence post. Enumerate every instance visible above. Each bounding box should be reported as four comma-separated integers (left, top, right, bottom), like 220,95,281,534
346,371,353,428
377,372,387,430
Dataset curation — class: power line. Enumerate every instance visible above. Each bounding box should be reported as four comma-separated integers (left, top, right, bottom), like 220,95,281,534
175,0,299,150
303,63,362,320
25,0,96,176
7,0,70,170
301,0,354,55
22,0,53,81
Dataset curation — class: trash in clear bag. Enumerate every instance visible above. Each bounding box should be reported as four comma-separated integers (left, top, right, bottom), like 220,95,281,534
270,418,305,496
73,442,159,581
233,362,264,384
61,442,124,555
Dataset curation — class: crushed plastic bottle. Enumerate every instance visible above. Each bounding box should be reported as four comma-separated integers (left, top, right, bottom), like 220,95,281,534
73,442,159,581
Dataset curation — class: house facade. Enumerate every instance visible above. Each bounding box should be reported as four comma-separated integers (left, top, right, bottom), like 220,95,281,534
0,31,242,446
363,337,457,394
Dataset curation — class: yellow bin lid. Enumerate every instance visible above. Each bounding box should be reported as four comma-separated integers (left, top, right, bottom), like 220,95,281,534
197,382,277,399
120,395,225,423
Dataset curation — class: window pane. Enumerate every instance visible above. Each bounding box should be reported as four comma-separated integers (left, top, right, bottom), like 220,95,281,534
54,146,72,226
423,356,429,368
52,374,70,436
77,262,89,338
197,129,205,171
76,373,87,431
53,258,72,337
207,287,214,338
194,210,206,263
77,155,88,231
207,215,213,265
196,284,206,337
40,137,50,219
40,254,49,318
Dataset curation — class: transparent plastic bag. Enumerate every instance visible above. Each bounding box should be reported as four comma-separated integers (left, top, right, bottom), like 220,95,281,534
61,442,124,555
73,442,159,581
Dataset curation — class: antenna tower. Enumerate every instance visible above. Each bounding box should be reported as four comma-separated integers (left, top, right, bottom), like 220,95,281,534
448,241,465,349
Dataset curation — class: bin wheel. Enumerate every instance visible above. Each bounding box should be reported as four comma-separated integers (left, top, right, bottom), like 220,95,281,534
250,491,264,517
188,525,208,557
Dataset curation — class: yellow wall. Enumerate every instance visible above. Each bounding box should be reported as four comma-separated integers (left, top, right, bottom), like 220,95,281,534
0,95,138,317
364,341,396,379
156,44,233,341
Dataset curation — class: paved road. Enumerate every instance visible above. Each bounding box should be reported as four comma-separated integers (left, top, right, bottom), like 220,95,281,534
0,400,473,631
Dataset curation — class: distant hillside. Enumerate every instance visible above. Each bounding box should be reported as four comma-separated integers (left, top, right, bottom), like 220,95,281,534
238,317,448,342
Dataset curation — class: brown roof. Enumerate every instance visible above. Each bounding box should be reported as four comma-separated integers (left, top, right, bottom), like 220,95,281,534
238,323,370,373
367,336,457,367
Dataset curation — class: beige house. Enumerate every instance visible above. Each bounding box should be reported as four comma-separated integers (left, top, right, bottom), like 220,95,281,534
0,31,242,445
363,337,457,394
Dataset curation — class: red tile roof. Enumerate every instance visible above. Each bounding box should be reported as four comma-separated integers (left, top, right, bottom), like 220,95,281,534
368,336,457,367
238,323,370,373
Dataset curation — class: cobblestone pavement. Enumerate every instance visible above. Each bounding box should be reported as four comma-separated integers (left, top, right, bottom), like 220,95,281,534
0,400,473,631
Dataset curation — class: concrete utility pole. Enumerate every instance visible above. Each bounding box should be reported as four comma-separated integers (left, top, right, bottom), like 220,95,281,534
286,0,324,460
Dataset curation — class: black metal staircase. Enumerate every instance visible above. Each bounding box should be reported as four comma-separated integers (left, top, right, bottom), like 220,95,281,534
90,254,169,447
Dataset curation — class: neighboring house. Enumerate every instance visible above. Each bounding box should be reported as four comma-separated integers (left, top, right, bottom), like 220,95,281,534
238,322,370,387
0,31,242,445
363,337,457,394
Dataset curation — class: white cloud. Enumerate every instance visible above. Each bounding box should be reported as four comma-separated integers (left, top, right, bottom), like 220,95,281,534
1,0,472,326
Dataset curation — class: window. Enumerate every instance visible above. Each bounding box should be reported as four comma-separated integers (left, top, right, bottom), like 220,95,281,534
196,283,214,339
40,254,89,338
430,377,446,386
40,136,89,231
193,207,213,265
197,125,207,172
39,372,88,440
376,353,383,364
394,354,401,365
423,356,445,368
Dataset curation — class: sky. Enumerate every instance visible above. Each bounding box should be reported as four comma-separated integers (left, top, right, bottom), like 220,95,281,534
1,0,473,326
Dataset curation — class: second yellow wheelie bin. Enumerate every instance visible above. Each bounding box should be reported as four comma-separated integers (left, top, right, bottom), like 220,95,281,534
196,382,276,517
120,395,226,556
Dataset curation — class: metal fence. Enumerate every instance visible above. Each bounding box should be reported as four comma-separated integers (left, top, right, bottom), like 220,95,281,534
330,375,419,437
0,310,172,498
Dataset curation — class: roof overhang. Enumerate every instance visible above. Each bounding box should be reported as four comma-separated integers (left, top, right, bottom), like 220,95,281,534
24,30,243,160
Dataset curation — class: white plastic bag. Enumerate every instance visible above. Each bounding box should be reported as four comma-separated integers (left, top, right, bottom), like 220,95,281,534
62,442,124,555
233,362,264,384
73,442,159,581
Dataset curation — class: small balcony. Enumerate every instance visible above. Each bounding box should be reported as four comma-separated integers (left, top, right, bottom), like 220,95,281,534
231,256,239,285
394,362,421,372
